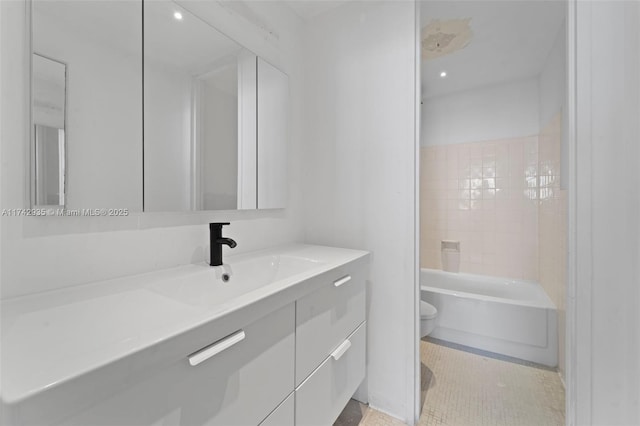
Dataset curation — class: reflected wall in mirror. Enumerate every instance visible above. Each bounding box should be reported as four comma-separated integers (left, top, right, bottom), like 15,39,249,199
32,54,66,207
144,1,257,211
257,57,288,209
31,0,142,210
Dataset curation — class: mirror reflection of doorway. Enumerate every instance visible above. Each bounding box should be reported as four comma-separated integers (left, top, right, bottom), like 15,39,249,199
34,124,65,206
32,53,66,207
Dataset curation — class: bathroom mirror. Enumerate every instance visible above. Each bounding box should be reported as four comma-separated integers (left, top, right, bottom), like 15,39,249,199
143,0,257,211
143,1,288,212
30,1,287,213
32,54,66,207
31,0,143,211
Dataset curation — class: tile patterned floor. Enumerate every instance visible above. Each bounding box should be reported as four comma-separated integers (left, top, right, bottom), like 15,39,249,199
335,338,565,426
335,400,406,426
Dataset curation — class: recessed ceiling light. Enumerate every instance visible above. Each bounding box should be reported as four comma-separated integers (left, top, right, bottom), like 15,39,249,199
440,71,447,78
173,11,183,20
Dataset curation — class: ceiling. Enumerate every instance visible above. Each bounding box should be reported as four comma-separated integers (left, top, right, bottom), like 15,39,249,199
34,1,565,97
284,0,351,20
420,1,565,99
32,1,141,57
144,1,243,75
33,1,244,77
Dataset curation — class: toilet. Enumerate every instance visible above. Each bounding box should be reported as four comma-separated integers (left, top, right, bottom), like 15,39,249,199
420,301,438,338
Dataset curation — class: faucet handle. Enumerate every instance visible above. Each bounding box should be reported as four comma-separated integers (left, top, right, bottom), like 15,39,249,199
209,222,230,232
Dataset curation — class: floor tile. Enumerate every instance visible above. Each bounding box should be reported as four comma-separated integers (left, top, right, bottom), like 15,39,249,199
336,338,565,426
418,338,565,426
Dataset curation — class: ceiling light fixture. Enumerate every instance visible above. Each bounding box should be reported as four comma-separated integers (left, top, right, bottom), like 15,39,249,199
440,71,447,78
173,11,183,20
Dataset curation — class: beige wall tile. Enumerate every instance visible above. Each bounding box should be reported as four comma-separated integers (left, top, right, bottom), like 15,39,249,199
420,113,567,380
420,135,539,280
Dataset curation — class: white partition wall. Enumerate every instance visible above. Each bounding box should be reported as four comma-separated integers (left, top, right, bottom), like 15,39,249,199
301,2,418,423
572,0,640,424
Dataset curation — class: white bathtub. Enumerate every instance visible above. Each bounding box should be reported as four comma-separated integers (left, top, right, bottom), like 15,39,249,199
420,268,557,367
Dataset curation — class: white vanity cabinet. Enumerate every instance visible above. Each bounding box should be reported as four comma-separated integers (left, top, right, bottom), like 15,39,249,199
296,323,366,426
259,393,294,426
295,264,366,385
294,261,367,425
57,304,296,426
1,245,369,426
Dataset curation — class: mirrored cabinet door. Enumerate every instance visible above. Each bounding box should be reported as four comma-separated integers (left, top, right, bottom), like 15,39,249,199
257,58,289,209
32,53,66,207
143,0,257,212
32,0,143,211
31,1,289,214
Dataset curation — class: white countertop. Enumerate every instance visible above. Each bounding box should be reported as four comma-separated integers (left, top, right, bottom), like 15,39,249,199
0,244,369,405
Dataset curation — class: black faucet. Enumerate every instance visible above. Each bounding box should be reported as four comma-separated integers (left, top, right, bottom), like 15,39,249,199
209,222,237,266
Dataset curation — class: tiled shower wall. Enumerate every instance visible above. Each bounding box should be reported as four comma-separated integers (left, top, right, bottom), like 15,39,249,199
420,114,567,376
538,112,567,378
420,136,539,280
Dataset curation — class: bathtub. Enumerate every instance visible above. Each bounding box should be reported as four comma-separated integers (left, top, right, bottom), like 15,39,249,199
420,268,557,367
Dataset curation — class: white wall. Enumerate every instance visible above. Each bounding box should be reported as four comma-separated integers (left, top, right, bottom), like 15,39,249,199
539,24,566,130
574,0,640,423
421,78,539,147
143,62,192,212
201,73,238,210
539,22,568,189
0,0,306,299
302,2,417,422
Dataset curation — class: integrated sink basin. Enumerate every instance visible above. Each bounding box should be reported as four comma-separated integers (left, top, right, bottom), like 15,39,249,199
0,244,368,409
150,254,326,308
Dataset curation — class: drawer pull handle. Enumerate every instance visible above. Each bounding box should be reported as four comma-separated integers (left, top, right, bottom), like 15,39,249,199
188,330,246,366
331,339,352,361
333,275,352,287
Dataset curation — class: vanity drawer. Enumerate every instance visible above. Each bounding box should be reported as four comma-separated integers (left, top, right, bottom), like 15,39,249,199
295,322,366,426
58,303,295,426
295,263,366,385
259,392,294,426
